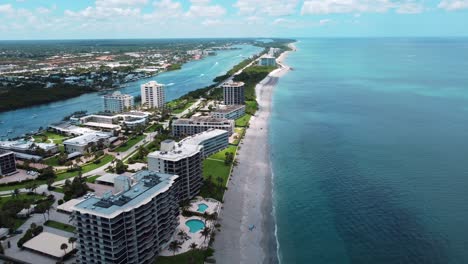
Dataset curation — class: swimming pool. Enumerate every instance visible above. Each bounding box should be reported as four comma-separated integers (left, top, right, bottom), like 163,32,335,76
185,219,205,233
197,203,209,213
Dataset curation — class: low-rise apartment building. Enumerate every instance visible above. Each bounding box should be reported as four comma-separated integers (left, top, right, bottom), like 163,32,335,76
172,116,234,138
211,104,245,120
63,132,116,154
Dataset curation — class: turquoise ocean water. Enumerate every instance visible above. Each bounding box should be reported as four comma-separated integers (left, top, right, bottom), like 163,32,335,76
271,38,468,263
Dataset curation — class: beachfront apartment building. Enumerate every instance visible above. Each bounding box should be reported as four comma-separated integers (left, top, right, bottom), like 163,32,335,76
171,116,234,138
259,55,277,67
63,132,116,154
148,140,203,202
212,104,246,120
72,171,179,264
141,81,165,109
0,150,17,176
222,81,245,105
103,92,134,113
180,129,229,158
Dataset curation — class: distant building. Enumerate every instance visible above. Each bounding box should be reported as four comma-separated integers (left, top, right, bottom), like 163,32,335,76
72,171,179,264
180,129,229,158
78,112,149,131
148,140,203,201
103,91,134,113
63,132,115,154
222,81,245,105
0,150,16,176
212,104,246,120
259,55,276,67
0,140,58,159
172,116,234,138
141,81,165,109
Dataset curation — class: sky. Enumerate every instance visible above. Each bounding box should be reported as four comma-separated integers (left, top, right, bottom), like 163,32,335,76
0,0,467,39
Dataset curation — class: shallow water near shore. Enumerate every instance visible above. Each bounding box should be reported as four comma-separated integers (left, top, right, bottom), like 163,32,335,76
0,44,262,138
270,38,468,263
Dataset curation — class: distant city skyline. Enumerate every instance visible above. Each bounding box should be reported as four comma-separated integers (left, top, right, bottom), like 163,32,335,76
0,0,468,39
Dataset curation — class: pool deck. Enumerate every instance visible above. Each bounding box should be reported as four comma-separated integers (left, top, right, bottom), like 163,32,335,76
159,197,221,256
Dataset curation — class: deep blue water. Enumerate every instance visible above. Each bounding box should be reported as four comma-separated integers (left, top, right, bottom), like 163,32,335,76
270,38,468,264
0,44,262,138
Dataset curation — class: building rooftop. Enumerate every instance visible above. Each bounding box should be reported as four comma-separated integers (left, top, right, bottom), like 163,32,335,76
213,104,245,113
173,116,232,125
103,91,133,99
23,232,73,258
180,129,228,146
63,132,112,147
95,173,122,185
142,80,164,87
222,81,244,87
0,140,56,152
148,141,202,161
81,122,121,130
73,171,178,218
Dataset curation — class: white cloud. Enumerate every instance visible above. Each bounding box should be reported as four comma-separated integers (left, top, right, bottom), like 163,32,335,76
301,0,424,15
186,0,226,17
234,0,299,16
36,7,51,14
319,18,332,25
202,19,222,26
438,0,468,11
95,0,148,7
0,4,14,14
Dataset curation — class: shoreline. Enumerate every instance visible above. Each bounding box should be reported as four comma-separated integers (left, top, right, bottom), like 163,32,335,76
213,44,294,263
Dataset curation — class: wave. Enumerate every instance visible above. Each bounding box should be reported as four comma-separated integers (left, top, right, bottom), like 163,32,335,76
166,83,175,86
200,74,205,77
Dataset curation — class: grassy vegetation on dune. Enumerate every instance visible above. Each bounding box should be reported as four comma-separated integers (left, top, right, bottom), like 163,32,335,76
44,220,76,233
155,249,210,264
235,114,252,127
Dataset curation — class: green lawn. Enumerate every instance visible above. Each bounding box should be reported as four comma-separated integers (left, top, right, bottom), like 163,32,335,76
56,155,114,181
235,114,251,127
43,155,60,166
115,135,145,152
33,131,69,144
145,124,161,133
85,175,101,183
0,180,48,192
44,220,75,233
245,100,258,115
155,250,208,264
0,193,44,208
167,99,196,114
209,145,237,161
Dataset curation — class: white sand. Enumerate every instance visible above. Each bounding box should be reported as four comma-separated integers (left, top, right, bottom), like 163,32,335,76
213,45,294,264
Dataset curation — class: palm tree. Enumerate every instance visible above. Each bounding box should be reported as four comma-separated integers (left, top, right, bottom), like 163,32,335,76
60,243,68,255
200,227,211,244
178,230,188,241
68,237,77,249
168,240,182,256
189,242,197,251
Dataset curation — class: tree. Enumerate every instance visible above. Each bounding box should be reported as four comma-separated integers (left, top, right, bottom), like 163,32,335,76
216,176,223,190
68,237,77,249
200,227,211,244
115,159,127,174
39,166,56,180
60,243,68,255
47,178,54,190
189,242,197,251
168,240,182,256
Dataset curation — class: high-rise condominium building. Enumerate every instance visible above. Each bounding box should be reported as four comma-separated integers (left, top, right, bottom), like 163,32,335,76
72,171,179,264
103,92,134,113
148,140,203,202
171,116,234,138
141,81,165,109
222,81,245,105
0,150,16,176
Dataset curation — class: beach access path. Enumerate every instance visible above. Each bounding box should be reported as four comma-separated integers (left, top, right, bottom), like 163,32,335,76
213,49,292,264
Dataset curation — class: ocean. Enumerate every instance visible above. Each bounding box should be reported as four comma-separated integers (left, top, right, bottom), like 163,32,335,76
270,38,468,263
0,44,262,138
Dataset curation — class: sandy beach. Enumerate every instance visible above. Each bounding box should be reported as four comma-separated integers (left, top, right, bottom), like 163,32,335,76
213,45,294,264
